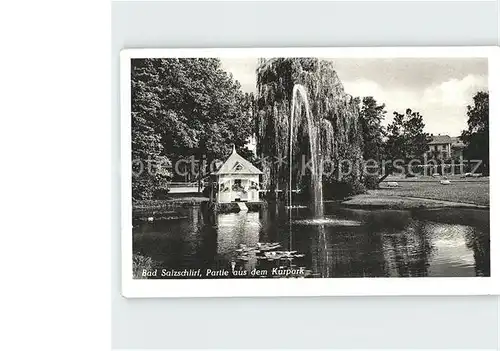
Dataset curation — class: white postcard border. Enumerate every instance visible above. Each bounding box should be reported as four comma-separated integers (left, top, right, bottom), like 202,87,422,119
120,46,500,298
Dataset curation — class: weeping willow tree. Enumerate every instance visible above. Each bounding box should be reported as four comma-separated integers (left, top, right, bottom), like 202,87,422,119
255,58,364,200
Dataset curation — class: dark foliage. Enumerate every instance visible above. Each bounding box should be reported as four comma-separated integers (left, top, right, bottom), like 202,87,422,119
461,91,489,175
131,58,253,199
384,108,430,174
255,58,364,200
323,177,367,200
359,96,386,161
363,175,380,190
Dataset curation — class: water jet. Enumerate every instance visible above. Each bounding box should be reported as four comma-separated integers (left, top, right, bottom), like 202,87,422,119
256,58,364,218
289,84,324,218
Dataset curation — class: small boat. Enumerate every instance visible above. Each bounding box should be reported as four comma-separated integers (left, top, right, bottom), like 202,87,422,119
440,180,451,185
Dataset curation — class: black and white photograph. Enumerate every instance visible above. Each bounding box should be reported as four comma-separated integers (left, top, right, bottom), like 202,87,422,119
120,47,499,297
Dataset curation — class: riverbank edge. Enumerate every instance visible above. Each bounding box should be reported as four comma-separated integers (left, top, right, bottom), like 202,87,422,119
341,193,489,210
132,198,209,221
132,192,489,218
132,198,269,219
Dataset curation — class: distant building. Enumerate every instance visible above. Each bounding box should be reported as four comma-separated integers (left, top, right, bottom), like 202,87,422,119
427,134,465,160
214,146,263,203
450,137,465,159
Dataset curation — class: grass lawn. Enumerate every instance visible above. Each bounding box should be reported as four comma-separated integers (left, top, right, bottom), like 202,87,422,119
383,174,488,182
373,180,489,206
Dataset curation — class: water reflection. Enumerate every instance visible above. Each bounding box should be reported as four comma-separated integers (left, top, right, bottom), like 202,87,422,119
217,212,261,271
133,205,490,278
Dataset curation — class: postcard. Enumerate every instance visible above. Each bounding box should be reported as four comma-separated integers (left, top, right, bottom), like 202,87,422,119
120,47,499,297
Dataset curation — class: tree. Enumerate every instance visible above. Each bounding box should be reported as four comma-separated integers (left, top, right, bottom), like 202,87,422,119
461,91,489,174
131,59,171,200
131,58,253,199
357,96,386,188
384,108,430,174
359,96,386,161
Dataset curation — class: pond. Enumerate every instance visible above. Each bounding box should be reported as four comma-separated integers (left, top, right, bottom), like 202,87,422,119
133,203,490,278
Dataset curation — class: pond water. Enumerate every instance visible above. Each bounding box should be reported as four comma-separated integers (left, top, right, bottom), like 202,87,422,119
133,203,490,278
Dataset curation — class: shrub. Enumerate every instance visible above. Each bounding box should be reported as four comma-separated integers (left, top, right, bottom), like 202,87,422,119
153,187,170,200
323,176,366,200
350,179,367,195
363,175,379,190
132,253,157,279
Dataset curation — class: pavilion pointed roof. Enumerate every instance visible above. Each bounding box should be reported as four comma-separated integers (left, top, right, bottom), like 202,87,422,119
214,145,263,175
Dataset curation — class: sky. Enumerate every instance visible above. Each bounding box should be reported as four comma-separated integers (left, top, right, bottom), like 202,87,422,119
220,57,488,137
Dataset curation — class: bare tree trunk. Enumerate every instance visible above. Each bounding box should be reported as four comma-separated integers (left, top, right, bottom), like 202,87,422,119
378,173,389,183
197,151,203,193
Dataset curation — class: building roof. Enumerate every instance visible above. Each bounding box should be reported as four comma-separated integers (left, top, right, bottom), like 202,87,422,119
214,146,263,175
428,135,452,145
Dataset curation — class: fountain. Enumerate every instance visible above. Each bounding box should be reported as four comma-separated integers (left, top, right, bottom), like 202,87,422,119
288,84,362,227
290,84,323,218
256,58,364,225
